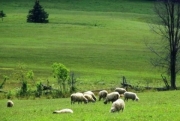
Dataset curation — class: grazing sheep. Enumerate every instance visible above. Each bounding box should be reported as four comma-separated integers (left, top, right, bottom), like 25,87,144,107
110,99,125,113
7,100,14,107
53,108,73,114
114,88,126,95
71,92,88,104
84,91,97,101
84,93,95,103
124,92,139,101
104,92,120,104
98,90,108,101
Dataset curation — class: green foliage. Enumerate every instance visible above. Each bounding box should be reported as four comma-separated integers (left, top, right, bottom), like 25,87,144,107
52,63,70,92
27,0,49,23
16,80,28,97
26,70,34,81
35,82,43,97
52,63,69,81
0,10,6,21
26,70,35,86
6,91,12,99
12,64,34,98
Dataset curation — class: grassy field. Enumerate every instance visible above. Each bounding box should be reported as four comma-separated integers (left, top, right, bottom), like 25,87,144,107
1,1,180,120
0,0,177,91
0,90,180,121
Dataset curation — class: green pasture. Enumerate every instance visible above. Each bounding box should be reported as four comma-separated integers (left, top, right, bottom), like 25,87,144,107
0,90,180,121
0,0,177,91
0,0,180,120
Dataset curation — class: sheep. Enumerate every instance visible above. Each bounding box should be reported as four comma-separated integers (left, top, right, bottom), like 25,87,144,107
98,90,108,101
83,93,95,103
110,99,125,113
114,88,126,95
104,92,120,104
124,92,139,101
71,92,88,104
7,100,14,107
53,108,73,114
84,91,97,101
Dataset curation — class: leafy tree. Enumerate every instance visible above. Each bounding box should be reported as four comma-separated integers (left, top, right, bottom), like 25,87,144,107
149,0,180,89
52,63,69,92
0,10,6,21
27,0,49,23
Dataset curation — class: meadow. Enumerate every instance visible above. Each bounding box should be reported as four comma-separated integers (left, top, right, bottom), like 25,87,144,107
1,90,180,121
1,0,180,120
0,0,168,91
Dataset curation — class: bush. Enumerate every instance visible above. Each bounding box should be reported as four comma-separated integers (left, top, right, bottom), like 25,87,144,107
16,80,28,98
35,82,43,97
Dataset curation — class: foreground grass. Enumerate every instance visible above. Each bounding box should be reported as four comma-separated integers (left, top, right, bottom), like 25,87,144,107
0,90,180,121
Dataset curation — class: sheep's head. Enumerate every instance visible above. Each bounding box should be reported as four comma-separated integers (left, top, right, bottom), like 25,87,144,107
104,100,107,104
7,100,14,107
84,99,88,104
135,97,139,101
110,107,116,113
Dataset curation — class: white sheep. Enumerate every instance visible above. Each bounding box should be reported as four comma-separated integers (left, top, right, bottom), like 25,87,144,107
110,99,125,113
53,108,73,114
124,92,139,101
7,100,14,107
104,92,120,104
84,91,97,101
98,90,108,101
83,93,95,103
114,88,126,95
71,92,88,104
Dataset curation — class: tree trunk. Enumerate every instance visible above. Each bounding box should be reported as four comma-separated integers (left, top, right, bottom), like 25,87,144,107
170,50,176,89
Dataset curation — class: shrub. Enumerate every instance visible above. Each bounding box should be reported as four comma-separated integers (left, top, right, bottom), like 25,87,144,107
35,82,43,97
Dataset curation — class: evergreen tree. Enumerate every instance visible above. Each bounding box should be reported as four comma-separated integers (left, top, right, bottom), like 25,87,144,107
0,10,6,21
27,0,49,23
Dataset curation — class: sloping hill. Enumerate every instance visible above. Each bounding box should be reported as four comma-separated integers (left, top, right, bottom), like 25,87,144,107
0,0,167,91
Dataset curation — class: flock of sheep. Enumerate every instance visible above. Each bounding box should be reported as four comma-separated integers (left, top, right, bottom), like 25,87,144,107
6,87,139,114
68,87,139,113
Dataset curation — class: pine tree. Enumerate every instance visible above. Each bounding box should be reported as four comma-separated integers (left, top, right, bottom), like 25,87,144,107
0,10,6,21
27,0,49,23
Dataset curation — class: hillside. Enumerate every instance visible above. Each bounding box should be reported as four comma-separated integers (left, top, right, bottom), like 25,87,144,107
0,0,173,92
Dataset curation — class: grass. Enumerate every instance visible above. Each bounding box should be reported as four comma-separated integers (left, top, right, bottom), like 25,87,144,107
0,0,177,90
0,1,180,120
0,90,180,121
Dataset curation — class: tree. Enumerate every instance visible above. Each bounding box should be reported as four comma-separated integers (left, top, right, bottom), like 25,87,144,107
27,0,49,23
150,0,180,89
52,63,69,92
0,10,6,21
